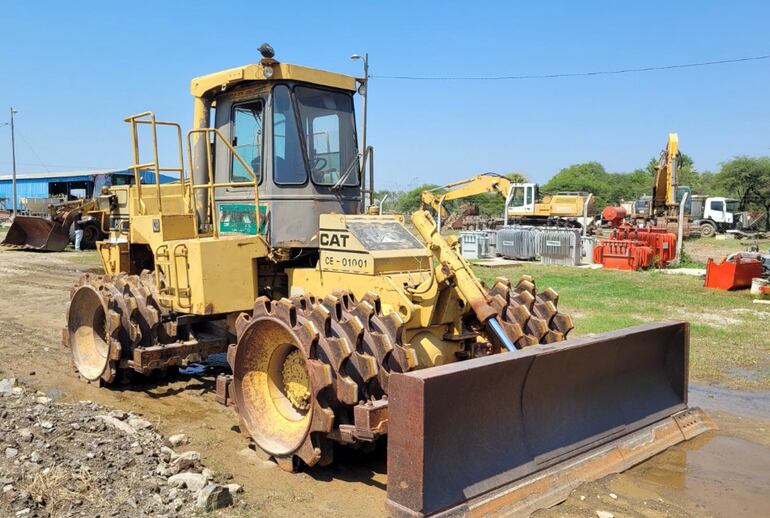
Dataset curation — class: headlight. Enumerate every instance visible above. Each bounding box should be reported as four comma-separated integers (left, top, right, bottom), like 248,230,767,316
263,66,274,78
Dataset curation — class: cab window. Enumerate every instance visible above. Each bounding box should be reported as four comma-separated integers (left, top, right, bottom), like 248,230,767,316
231,100,263,183
295,86,358,186
272,85,307,185
510,187,525,208
710,200,724,211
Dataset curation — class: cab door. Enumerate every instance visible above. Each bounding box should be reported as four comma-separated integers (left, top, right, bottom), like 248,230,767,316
708,199,727,223
507,184,536,215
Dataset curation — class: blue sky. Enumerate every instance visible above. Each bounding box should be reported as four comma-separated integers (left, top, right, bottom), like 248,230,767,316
1,1,768,189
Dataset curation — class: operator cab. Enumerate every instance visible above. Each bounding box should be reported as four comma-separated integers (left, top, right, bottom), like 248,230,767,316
191,46,363,248
507,183,537,214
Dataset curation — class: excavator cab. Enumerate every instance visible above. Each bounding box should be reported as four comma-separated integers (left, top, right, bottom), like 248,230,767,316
507,182,538,214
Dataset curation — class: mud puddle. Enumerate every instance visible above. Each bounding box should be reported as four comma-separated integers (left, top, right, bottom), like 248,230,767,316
619,434,770,517
689,383,770,420
539,384,770,517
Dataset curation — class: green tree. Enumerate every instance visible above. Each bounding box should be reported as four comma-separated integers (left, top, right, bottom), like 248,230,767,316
505,172,529,183
697,171,726,196
541,162,613,207
715,156,770,208
646,152,703,193
373,189,403,212
715,156,770,229
392,184,440,214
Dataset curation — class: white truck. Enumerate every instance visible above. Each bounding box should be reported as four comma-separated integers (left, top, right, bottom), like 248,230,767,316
630,192,746,237
690,195,745,237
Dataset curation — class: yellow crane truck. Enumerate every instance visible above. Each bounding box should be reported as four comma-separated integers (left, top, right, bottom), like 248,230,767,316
64,45,713,516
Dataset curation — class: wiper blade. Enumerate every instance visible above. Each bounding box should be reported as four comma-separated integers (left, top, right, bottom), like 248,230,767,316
331,154,361,191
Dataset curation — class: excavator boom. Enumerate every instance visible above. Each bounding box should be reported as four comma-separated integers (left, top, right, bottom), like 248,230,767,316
420,173,513,220
651,133,679,216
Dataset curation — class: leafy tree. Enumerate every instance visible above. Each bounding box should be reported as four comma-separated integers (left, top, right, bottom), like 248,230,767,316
541,162,614,207
505,172,529,183
714,157,770,209
607,168,650,203
697,171,727,196
393,184,440,214
373,189,404,212
715,156,770,229
646,152,704,193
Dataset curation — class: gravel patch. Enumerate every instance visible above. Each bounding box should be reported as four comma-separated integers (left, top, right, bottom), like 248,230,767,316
0,379,241,517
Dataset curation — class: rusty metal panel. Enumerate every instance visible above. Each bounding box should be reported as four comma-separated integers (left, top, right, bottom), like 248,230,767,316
1,216,69,251
386,321,689,517
354,399,389,440
127,336,228,373
215,374,234,407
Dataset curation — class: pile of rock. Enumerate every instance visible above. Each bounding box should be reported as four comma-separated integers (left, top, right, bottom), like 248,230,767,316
0,378,242,517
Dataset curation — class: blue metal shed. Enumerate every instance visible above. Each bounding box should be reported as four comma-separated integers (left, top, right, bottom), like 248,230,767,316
0,169,176,211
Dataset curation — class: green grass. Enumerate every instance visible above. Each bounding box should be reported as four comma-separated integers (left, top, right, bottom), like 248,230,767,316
58,248,100,265
473,263,770,389
672,249,706,268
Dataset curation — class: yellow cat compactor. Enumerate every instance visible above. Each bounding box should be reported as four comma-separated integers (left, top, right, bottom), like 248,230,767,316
64,46,714,516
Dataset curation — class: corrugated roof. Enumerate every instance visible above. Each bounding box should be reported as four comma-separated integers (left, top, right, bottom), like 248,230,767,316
0,169,128,182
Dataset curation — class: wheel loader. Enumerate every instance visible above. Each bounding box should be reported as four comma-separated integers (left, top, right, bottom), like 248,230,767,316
2,196,109,251
64,46,715,516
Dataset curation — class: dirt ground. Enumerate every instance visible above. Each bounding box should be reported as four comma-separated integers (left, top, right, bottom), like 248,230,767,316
683,236,770,265
0,247,769,517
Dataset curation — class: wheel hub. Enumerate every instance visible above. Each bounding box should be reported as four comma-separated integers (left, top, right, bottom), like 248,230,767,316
281,349,311,411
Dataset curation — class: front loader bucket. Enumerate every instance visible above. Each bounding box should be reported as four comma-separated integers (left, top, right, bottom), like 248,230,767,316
1,216,70,251
386,321,716,517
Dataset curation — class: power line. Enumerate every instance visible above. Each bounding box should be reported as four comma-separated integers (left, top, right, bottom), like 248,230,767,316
0,161,117,170
14,128,53,174
371,53,770,81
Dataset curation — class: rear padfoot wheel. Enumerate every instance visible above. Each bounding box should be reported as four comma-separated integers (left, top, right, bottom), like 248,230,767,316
64,271,173,385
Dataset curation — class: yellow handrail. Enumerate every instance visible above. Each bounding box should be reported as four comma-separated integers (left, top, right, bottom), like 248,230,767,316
124,111,187,215
186,128,260,238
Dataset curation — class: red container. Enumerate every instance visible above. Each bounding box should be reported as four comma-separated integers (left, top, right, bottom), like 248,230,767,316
593,240,654,270
602,206,627,225
704,256,764,290
607,226,677,267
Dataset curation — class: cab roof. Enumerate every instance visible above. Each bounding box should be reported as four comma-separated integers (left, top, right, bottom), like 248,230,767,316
190,62,357,98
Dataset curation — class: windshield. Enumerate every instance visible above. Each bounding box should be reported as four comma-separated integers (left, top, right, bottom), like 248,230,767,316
509,187,525,209
726,200,740,213
294,86,358,186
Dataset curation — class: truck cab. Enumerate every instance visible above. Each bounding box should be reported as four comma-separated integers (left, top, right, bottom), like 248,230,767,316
691,196,743,236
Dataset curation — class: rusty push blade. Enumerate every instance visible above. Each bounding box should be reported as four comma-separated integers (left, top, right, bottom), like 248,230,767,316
386,321,716,517
1,216,70,251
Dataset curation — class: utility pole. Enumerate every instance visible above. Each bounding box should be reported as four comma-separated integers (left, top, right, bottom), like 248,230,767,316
351,53,369,209
360,53,368,169
9,107,18,219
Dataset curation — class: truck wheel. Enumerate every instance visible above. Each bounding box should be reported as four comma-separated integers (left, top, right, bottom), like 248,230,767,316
81,221,104,249
699,223,716,238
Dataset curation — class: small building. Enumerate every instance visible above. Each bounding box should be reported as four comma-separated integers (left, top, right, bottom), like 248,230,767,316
0,169,177,212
